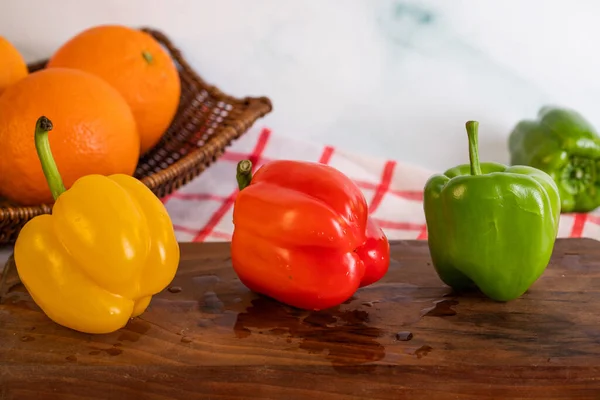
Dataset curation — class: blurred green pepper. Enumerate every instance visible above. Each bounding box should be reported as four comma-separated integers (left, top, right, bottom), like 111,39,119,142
509,106,600,213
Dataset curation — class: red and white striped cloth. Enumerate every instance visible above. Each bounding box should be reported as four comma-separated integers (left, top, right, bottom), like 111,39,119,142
162,126,600,242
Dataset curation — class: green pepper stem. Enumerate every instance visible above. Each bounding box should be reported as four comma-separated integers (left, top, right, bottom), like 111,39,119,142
236,160,253,191
34,116,66,201
465,121,482,176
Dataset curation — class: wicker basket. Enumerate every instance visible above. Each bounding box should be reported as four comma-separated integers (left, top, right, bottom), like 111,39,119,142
0,27,273,245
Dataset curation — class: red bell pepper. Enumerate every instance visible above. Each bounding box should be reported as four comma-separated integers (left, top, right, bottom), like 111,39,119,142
231,159,390,310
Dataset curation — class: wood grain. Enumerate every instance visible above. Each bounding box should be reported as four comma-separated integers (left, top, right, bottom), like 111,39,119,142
1,239,600,399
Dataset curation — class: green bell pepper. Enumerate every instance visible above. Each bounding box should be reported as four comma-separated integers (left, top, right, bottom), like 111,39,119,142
424,121,561,301
509,106,600,213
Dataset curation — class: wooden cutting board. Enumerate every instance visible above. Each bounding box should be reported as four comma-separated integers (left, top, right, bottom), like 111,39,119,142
1,239,599,400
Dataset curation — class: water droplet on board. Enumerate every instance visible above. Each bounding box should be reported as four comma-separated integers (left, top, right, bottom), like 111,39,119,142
395,331,413,341
181,337,192,344
65,355,77,362
201,291,224,314
192,275,221,285
127,319,152,334
414,345,432,358
118,331,140,343
423,299,458,317
362,301,379,307
198,319,213,327
4,291,38,311
88,347,122,356
20,335,34,342
232,297,386,373
104,348,122,356
168,286,182,293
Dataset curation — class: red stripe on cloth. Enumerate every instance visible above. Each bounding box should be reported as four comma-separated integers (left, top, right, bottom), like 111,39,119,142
368,161,396,213
318,146,335,165
210,230,233,240
388,189,423,201
352,180,422,201
222,151,275,165
587,214,600,225
169,192,229,202
192,128,272,242
417,225,428,240
172,224,201,234
227,147,424,202
226,146,336,166
570,213,588,238
192,192,237,242
173,225,232,241
371,218,424,231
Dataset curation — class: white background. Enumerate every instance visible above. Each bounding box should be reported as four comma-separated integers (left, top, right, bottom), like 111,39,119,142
1,0,599,171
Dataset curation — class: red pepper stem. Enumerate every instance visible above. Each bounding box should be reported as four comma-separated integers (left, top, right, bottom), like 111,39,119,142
465,120,482,176
34,116,66,201
237,160,253,191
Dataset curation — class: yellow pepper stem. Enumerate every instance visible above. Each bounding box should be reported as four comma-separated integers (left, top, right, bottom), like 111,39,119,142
236,160,253,191
34,116,66,201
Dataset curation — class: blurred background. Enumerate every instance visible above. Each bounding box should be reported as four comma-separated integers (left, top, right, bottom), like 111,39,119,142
3,0,599,171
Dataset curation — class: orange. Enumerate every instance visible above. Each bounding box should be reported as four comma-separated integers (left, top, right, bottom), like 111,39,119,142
47,25,181,154
0,37,28,94
0,67,140,206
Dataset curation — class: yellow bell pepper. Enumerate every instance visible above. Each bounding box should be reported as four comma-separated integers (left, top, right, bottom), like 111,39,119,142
13,116,180,334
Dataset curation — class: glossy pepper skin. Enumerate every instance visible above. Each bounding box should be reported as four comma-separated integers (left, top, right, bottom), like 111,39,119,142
509,106,600,213
231,159,390,310
424,121,560,302
14,116,180,334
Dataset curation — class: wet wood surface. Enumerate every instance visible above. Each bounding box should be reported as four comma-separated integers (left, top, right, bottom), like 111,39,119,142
1,239,600,399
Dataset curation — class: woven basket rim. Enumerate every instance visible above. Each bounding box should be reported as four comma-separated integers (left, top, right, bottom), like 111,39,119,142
0,26,272,221
137,27,272,192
